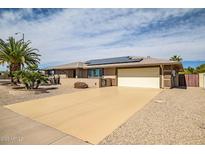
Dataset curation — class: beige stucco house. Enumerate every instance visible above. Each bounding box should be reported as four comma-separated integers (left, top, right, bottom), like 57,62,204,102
45,56,183,88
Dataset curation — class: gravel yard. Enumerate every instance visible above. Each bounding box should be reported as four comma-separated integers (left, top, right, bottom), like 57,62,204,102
100,88,205,144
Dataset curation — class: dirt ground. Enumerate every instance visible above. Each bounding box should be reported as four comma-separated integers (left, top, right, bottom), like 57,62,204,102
100,87,205,144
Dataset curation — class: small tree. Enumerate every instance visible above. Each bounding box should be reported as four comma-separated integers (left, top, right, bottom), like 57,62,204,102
184,67,196,74
170,55,183,62
196,64,205,73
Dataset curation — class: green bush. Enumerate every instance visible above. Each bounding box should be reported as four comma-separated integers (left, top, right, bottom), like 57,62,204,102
181,64,205,74
13,68,48,89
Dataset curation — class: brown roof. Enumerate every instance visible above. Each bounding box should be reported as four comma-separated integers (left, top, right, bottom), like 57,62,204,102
45,56,182,70
45,62,85,70
85,57,182,68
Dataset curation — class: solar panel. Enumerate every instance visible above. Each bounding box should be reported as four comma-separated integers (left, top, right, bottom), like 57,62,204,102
85,56,143,66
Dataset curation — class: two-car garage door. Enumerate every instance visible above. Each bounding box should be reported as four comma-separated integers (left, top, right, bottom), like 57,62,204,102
117,67,160,88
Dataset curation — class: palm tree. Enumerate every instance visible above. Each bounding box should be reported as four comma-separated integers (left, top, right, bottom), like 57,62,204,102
0,37,40,83
170,55,183,62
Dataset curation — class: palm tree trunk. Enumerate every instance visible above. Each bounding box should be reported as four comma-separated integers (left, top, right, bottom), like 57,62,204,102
10,63,21,84
9,65,14,83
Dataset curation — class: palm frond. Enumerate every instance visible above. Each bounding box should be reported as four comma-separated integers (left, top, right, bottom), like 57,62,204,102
0,36,41,72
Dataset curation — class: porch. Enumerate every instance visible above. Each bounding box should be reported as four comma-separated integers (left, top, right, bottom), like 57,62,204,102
46,68,117,88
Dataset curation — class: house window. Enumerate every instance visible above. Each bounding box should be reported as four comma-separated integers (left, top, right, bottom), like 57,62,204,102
48,70,54,76
88,68,103,78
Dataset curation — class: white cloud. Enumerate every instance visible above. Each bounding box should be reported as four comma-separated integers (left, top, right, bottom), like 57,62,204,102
0,8,205,69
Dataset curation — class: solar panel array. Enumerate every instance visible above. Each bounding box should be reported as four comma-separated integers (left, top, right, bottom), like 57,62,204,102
85,56,143,66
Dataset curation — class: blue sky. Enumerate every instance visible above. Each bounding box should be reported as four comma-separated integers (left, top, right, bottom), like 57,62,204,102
0,8,205,70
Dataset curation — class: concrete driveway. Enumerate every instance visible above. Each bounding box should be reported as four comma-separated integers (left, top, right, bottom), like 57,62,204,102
5,87,161,144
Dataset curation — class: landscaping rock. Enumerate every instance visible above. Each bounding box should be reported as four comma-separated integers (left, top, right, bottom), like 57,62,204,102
74,82,88,89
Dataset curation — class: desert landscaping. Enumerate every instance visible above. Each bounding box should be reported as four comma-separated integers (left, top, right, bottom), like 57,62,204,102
0,79,84,106
101,87,205,144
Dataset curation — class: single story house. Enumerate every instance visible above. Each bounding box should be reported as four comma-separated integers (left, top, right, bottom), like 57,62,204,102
44,56,183,88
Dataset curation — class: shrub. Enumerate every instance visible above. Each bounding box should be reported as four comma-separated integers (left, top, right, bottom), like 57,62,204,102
13,68,48,89
74,82,88,89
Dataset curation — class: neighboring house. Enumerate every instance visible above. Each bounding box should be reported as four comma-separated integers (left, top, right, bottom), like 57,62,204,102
44,56,183,88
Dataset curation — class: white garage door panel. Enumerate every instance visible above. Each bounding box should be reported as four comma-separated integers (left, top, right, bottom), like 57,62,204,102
118,67,160,88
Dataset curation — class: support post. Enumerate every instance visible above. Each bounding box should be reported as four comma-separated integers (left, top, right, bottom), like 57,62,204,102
160,65,164,88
